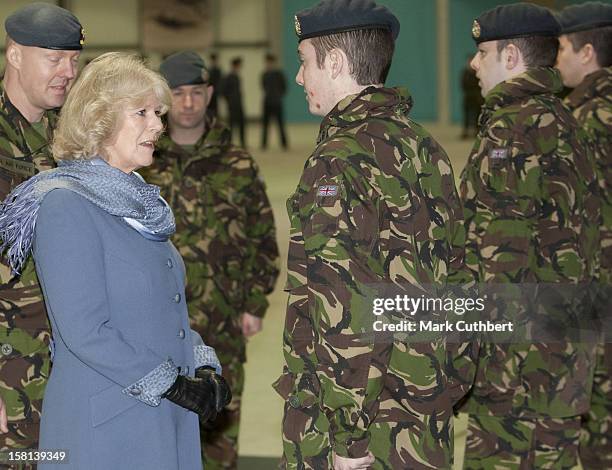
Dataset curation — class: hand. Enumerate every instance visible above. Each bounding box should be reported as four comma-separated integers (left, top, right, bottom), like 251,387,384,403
0,396,7,433
163,369,231,422
241,312,263,337
333,451,374,470
195,366,232,412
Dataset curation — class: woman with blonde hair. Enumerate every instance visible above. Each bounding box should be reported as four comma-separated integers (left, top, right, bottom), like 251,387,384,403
0,52,230,469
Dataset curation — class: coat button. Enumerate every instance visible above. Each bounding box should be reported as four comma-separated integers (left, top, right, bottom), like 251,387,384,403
174,293,181,303
1,344,12,356
166,259,173,269
178,329,186,339
129,388,141,397
288,395,300,408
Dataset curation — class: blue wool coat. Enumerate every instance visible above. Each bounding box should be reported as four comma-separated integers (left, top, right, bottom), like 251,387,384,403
33,189,202,470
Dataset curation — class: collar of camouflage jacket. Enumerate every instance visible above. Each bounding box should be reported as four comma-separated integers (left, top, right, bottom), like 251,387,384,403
566,66,612,111
157,116,231,158
317,86,413,143
483,66,563,111
0,85,57,148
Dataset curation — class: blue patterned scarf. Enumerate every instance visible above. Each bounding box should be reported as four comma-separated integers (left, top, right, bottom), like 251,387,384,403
0,157,175,274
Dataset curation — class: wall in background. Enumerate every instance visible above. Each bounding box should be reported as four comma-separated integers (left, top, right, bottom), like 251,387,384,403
73,0,139,47
3,0,612,123
282,0,438,123
1,0,278,122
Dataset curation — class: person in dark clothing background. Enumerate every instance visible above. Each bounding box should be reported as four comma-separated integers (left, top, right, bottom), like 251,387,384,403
207,53,222,119
261,53,288,149
460,54,483,138
224,57,246,147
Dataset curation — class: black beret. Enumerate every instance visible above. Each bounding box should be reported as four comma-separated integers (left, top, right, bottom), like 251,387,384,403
5,2,84,50
557,2,612,34
294,0,400,42
472,3,560,44
160,51,209,89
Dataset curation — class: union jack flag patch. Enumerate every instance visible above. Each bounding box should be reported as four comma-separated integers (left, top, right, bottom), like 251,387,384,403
489,148,509,160
317,184,338,197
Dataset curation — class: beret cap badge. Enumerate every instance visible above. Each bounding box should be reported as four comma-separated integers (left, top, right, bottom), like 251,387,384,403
80,28,85,46
472,20,481,39
294,15,302,36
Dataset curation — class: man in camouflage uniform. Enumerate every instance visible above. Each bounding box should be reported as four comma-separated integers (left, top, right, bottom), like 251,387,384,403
458,4,600,469
0,4,83,466
274,1,476,469
143,51,279,470
556,3,612,468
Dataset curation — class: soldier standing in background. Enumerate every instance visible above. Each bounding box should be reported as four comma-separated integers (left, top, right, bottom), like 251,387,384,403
261,53,288,150
207,53,222,119
458,4,599,469
143,51,279,470
223,57,246,148
275,1,475,469
0,3,83,463
556,3,612,468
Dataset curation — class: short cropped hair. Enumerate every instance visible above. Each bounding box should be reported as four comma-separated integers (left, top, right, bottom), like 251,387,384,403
53,52,171,161
496,36,559,67
310,28,395,85
567,26,612,67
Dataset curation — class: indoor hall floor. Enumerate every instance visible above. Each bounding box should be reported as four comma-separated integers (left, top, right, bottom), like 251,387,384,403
230,122,478,468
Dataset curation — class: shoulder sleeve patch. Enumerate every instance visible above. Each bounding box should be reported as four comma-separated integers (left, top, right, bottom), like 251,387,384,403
316,183,340,207
488,147,509,160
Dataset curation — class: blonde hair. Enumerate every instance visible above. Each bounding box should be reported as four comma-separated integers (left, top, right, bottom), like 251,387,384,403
53,52,171,160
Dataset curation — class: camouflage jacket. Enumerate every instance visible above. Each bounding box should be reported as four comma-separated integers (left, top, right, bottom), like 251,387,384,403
0,86,56,423
458,67,599,418
565,66,611,284
143,118,279,361
276,87,475,458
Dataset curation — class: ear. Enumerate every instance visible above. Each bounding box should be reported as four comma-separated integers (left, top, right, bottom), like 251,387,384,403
503,43,521,70
5,43,22,70
327,48,345,80
580,43,596,65
205,84,214,107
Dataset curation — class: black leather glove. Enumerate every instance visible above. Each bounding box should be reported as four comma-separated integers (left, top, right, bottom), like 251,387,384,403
195,366,232,414
163,368,231,422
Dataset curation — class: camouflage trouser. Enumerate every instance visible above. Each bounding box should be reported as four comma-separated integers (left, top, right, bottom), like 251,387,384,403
280,400,454,469
0,421,39,469
200,356,244,470
579,342,612,470
463,414,581,469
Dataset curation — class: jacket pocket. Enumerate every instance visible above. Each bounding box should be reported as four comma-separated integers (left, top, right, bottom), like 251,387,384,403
273,370,320,409
90,384,140,427
283,288,315,359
